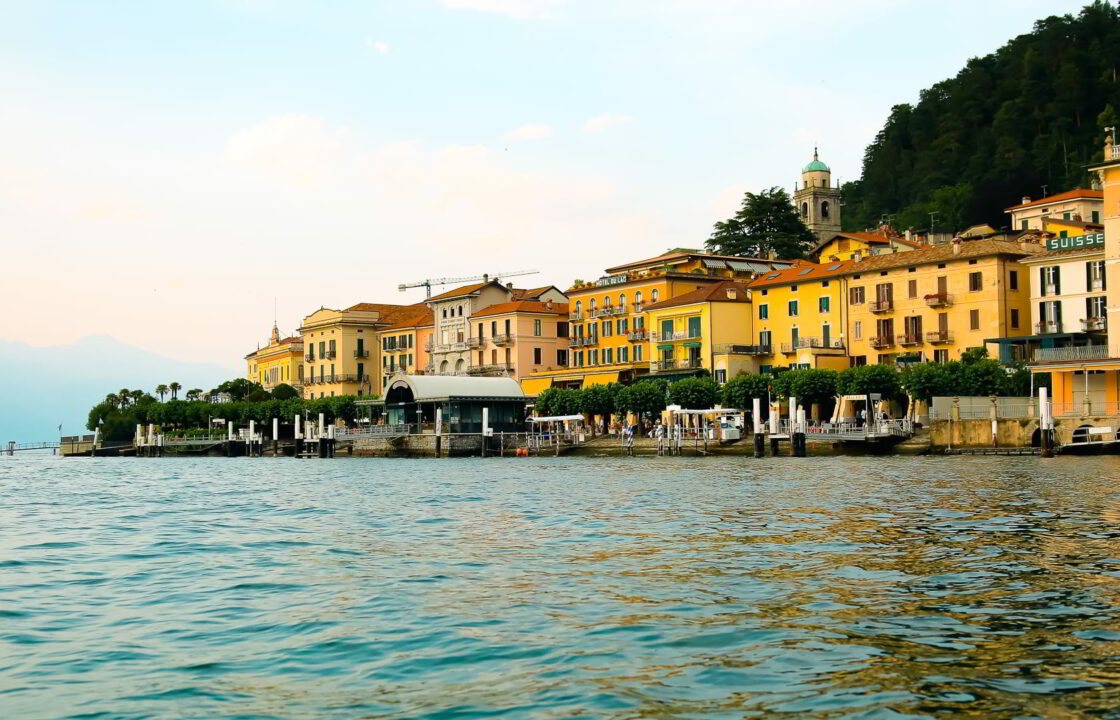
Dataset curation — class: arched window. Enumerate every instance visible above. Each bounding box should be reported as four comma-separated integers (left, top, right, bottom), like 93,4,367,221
442,308,447,318
458,305,463,317
635,290,642,305
575,300,582,315
651,289,659,302
801,202,809,218
439,360,449,373
619,293,626,310
455,358,465,372
603,295,611,307
821,201,830,219
590,299,596,310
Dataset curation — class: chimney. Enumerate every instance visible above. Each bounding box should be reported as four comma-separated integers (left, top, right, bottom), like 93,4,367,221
545,299,553,311
904,229,912,244
506,282,514,291
951,236,962,255
725,287,738,300
1021,196,1031,205
483,274,489,283
852,250,863,262
1073,213,1083,221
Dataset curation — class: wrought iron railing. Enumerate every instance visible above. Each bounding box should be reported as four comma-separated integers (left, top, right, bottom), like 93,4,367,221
924,293,952,307
1035,321,1062,334
1033,345,1109,362
869,299,893,313
926,330,952,344
1082,317,1107,332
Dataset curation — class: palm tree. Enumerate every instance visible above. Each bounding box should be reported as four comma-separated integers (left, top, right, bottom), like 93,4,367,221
130,389,145,405
104,393,120,409
118,388,131,407
186,388,202,402
155,384,169,401
169,382,181,400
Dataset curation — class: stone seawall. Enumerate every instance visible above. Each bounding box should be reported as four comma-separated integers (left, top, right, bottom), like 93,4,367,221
929,415,1120,449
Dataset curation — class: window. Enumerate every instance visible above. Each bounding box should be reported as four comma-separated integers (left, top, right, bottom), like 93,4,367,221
908,279,917,298
633,344,643,362
458,305,463,316
602,320,612,337
934,349,949,363
590,349,598,365
850,356,867,367
1092,210,1100,223
442,308,447,318
575,301,582,315
1040,266,1060,296
557,349,568,366
619,346,629,363
1011,309,1019,329
759,304,769,319
651,289,659,302
1088,261,1106,291
759,330,771,347
968,259,977,265
1088,295,1106,319
1021,219,1028,231
1009,270,1018,290
790,284,798,292
761,289,768,296
849,287,865,304
970,309,980,330
619,293,626,309
1063,212,1071,220
634,291,642,305
819,296,830,313
821,280,830,287
1059,230,1068,238
788,300,799,316
968,272,982,292
688,316,702,338
715,369,727,384
533,319,542,336
603,348,613,364
533,347,542,364
853,320,862,340
937,263,946,269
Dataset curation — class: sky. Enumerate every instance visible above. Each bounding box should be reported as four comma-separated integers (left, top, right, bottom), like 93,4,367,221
0,0,1091,373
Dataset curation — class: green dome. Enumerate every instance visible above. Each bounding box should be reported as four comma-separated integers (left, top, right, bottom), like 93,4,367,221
802,147,830,173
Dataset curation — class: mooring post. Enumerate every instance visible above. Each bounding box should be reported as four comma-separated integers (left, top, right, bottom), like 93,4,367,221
795,408,807,457
1040,387,1054,458
752,398,763,458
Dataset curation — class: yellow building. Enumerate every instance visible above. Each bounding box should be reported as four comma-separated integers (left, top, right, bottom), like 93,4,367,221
245,324,304,391
299,302,417,399
746,262,851,372
841,239,1037,365
809,230,923,263
1005,188,1103,232
520,250,796,394
643,281,754,384
375,304,434,394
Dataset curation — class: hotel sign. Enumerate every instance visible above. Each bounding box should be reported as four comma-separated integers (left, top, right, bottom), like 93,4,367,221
1046,232,1105,251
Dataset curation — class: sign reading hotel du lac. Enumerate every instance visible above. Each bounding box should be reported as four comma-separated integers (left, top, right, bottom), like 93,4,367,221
1046,232,1105,251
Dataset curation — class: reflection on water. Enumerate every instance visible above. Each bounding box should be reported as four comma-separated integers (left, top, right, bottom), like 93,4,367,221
1,455,1120,719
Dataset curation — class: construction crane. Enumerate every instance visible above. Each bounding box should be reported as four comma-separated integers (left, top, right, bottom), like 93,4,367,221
398,270,539,298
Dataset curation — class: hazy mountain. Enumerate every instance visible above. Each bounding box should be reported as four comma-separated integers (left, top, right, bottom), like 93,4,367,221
0,335,234,443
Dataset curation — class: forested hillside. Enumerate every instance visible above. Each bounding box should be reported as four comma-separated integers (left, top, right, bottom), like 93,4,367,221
842,1,1120,233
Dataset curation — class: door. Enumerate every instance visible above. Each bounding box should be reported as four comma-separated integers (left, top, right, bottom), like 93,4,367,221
687,316,702,339
822,324,831,347
937,276,947,295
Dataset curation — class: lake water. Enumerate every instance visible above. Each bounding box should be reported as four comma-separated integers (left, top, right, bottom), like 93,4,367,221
2,455,1120,719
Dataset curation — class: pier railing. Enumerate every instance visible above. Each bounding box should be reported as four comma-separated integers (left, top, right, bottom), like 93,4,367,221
1032,345,1109,362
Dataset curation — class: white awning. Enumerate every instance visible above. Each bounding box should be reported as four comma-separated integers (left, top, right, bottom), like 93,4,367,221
529,415,585,422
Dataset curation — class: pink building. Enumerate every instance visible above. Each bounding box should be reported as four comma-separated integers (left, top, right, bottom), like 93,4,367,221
467,300,570,380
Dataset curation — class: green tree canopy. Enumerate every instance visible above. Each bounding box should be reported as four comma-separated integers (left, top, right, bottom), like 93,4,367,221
837,364,902,400
617,380,667,421
706,187,816,259
721,373,771,409
667,377,720,409
271,383,300,400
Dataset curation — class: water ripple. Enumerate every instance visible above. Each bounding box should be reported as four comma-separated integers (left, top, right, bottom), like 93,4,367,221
1,454,1120,718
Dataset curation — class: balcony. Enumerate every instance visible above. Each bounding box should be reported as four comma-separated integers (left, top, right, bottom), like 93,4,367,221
632,302,644,313
897,333,923,346
651,330,702,342
423,341,434,352
492,333,514,345
306,373,371,386
569,336,595,348
468,363,514,376
924,293,953,308
1082,317,1107,332
627,328,648,341
1033,345,1109,362
304,353,315,362
651,358,704,373
869,299,893,314
322,350,337,360
354,349,370,358
869,336,894,350
926,330,953,345
714,344,772,356
1035,321,1063,334
464,337,483,348
782,337,846,353
569,311,582,320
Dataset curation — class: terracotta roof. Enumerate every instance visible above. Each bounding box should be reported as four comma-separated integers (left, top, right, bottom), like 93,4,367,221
426,281,493,302
470,300,570,318
812,231,923,255
839,239,1039,275
1004,189,1102,212
641,281,752,311
1019,244,1105,261
747,260,857,289
512,286,556,300
379,304,434,330
1042,217,1104,231
604,251,796,274
344,302,410,316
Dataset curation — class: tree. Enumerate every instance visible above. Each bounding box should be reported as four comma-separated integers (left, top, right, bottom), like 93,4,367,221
211,378,260,402
617,380,667,422
788,369,839,409
721,374,770,410
667,377,719,409
271,383,299,400
117,388,131,407
837,364,902,400
900,362,957,403
244,388,271,403
706,187,816,259
185,388,203,402
155,384,169,402
169,382,181,400
580,384,616,421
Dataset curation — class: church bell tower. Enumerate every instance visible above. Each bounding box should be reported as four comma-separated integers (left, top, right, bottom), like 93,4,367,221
793,147,842,241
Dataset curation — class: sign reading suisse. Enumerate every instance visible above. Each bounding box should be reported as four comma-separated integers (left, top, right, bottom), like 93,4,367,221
1046,232,1105,251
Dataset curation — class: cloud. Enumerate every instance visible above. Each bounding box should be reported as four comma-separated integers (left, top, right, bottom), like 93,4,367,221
226,113,348,187
582,113,634,133
366,39,390,54
440,0,566,19
503,123,554,141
